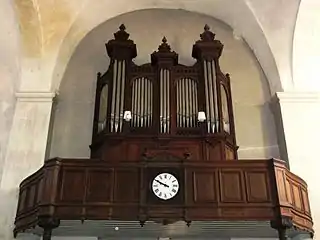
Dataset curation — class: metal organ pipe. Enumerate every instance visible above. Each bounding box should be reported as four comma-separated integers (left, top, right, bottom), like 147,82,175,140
98,84,108,132
132,78,137,126
183,78,186,127
177,79,182,127
160,69,170,133
166,70,170,132
185,78,188,127
110,60,126,133
115,60,121,132
203,62,210,133
221,85,230,133
143,77,147,126
204,60,218,133
211,61,218,131
110,60,117,133
176,78,198,128
146,79,150,126
137,77,141,127
192,80,197,126
163,70,167,133
206,60,215,133
131,77,153,128
119,61,126,132
160,69,164,132
187,79,191,127
147,79,152,126
182,78,186,127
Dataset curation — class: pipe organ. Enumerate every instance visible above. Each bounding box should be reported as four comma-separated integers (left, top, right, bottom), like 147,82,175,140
110,60,126,133
203,60,218,133
91,24,238,161
176,78,198,128
160,69,170,133
131,77,153,128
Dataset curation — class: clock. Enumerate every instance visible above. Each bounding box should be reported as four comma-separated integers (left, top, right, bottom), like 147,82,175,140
152,173,179,200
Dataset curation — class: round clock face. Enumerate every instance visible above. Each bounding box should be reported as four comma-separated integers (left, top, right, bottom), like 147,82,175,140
152,173,179,200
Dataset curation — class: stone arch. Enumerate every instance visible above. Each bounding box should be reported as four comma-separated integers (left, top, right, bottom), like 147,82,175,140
51,0,282,95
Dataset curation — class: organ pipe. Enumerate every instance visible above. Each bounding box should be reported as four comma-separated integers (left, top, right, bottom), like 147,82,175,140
176,78,198,128
98,84,108,132
221,84,230,133
99,26,233,136
160,69,170,133
110,60,126,133
131,77,153,128
203,60,218,133
166,70,170,132
119,61,126,132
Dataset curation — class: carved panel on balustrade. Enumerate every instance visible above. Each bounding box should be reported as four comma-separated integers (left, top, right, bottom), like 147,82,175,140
86,170,113,203
192,171,218,203
220,170,244,202
190,169,272,205
245,171,271,203
114,169,139,202
59,169,86,203
187,168,273,219
17,174,43,215
275,168,288,204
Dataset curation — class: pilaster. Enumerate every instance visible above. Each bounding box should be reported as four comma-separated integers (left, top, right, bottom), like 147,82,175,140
0,91,55,240
273,91,320,239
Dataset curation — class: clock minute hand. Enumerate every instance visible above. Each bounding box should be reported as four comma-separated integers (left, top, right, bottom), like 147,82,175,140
155,179,169,188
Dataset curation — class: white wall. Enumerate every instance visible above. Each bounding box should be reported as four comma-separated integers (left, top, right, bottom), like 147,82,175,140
0,0,20,184
293,0,320,91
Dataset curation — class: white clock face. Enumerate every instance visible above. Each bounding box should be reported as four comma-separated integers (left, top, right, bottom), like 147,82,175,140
152,173,179,200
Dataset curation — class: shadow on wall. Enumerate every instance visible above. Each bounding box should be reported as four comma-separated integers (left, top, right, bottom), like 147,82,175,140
232,41,280,159
47,9,279,160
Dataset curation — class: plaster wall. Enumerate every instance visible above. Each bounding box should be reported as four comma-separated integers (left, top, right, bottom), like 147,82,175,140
276,92,320,240
293,0,320,91
0,0,20,183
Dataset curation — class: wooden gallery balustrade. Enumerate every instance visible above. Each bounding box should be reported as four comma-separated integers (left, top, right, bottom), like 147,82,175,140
14,25,313,240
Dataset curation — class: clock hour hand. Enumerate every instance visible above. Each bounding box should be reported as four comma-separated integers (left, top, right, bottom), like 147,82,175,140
155,179,169,188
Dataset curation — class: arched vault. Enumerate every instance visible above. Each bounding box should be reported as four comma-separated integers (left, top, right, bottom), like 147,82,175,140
50,0,283,95
13,0,286,95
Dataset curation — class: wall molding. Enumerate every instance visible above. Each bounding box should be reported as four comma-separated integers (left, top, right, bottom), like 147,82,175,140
274,91,320,104
15,92,56,102
237,145,280,159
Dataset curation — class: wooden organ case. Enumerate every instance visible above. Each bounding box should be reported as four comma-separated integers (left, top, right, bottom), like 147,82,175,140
13,25,314,240
91,24,238,162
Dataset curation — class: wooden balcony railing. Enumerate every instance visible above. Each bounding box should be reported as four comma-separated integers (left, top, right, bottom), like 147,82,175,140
14,158,313,239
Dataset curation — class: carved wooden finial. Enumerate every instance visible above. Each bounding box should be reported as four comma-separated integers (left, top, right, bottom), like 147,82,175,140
200,24,216,41
157,36,171,52
162,36,167,44
113,24,130,41
119,24,126,31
